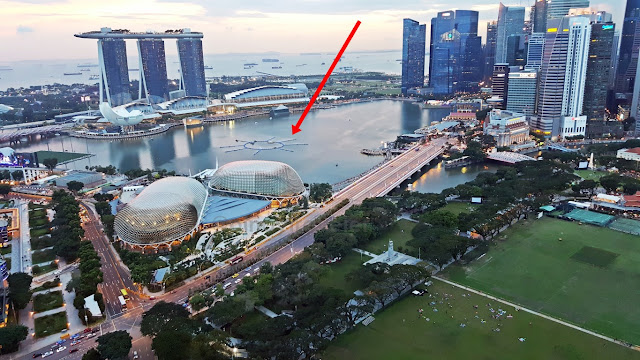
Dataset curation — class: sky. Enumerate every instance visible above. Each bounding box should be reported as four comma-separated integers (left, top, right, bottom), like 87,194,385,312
0,0,623,62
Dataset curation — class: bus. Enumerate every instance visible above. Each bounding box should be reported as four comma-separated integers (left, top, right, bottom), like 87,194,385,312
230,256,243,265
120,289,129,300
118,296,127,310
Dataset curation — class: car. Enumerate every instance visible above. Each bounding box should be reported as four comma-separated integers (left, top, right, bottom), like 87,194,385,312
32,353,41,358
42,351,54,358
231,273,239,278
205,275,211,280
133,351,139,359
234,279,241,284
83,328,92,333
149,296,156,300
56,346,67,353
411,289,425,296
243,273,251,278
223,282,232,289
253,268,260,273
86,333,96,339
69,349,79,353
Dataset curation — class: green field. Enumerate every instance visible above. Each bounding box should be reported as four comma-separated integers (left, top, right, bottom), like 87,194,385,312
574,170,608,181
33,290,64,312
361,219,416,255
319,253,370,294
446,217,640,344
32,261,58,276
34,311,68,338
35,150,90,164
32,248,56,264
441,202,480,215
324,281,640,360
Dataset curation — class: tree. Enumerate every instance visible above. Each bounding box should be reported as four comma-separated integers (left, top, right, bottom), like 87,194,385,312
0,184,12,197
309,183,333,203
42,158,58,171
97,330,132,360
599,174,621,193
0,325,28,354
152,330,192,360
420,210,458,228
189,294,206,311
66,180,84,193
7,272,32,310
141,301,191,337
11,170,23,181
82,348,102,360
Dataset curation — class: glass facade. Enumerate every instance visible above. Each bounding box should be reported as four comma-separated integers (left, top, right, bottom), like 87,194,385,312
138,39,169,104
209,160,305,198
401,19,426,95
114,177,208,246
507,70,538,116
100,39,132,106
547,0,590,20
484,21,498,81
496,3,525,64
616,0,640,96
532,0,548,33
583,22,615,121
525,32,546,70
177,38,207,97
429,10,482,94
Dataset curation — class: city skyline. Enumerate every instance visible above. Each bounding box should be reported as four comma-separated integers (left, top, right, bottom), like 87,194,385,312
0,0,623,62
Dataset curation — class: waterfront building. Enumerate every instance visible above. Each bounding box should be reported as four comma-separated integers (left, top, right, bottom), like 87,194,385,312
547,0,590,20
98,38,132,107
525,32,546,70
138,39,169,104
583,20,615,122
484,21,498,82
223,84,309,108
177,37,207,97
533,16,590,138
532,0,548,33
484,109,530,148
496,3,525,65
507,69,538,116
401,19,426,95
491,64,510,110
429,10,483,94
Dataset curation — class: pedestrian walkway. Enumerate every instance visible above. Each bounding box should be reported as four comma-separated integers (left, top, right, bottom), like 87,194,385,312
433,276,638,350
352,248,376,257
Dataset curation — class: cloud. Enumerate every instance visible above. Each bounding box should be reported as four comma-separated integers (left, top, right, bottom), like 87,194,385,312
16,25,33,33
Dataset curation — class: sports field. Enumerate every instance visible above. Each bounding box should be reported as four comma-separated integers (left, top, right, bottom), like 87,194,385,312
323,280,640,360
441,202,480,215
35,150,90,164
446,217,640,344
361,219,416,255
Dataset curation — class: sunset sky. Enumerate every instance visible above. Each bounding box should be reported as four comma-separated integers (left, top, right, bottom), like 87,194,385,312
0,0,623,62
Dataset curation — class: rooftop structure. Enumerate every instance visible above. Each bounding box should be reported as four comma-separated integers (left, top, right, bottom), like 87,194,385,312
484,109,530,147
75,28,203,39
224,84,309,108
617,147,640,162
56,170,105,189
201,196,271,226
114,177,208,248
99,102,144,126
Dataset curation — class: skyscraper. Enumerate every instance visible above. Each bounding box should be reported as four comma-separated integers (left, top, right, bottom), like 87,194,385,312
98,38,132,107
507,69,538,116
429,10,482,94
401,19,426,95
534,16,591,138
532,0,548,33
138,39,169,104
484,21,498,82
492,64,510,110
525,33,546,70
547,0,590,20
616,0,640,101
496,3,525,65
177,38,207,97
583,21,615,122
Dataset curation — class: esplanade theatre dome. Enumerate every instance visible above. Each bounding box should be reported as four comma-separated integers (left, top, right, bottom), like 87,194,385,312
114,177,208,246
209,160,305,199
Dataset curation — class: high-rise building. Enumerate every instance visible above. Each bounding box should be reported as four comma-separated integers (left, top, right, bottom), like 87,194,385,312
547,0,590,20
533,16,591,138
616,0,640,102
525,33,546,70
583,21,615,122
492,64,510,110
138,39,169,104
484,21,498,82
507,69,538,116
429,10,482,94
496,3,525,65
532,0,548,33
401,19,426,95
98,38,132,107
177,38,207,97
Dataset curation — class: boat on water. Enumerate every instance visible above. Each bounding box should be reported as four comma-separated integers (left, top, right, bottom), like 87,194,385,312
296,64,307,67
128,68,139,71
64,72,82,76
204,65,213,69
321,62,326,65
89,75,100,80
77,64,98,67
272,66,282,69
80,68,90,72
244,63,258,66
262,58,279,62
0,68,14,71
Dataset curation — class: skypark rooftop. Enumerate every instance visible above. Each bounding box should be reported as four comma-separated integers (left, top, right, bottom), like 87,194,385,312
75,27,203,39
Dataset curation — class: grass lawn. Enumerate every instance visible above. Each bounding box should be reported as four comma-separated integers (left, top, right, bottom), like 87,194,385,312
361,219,416,255
575,170,608,181
32,261,58,276
445,217,640,344
323,280,640,360
29,208,47,218
32,249,56,264
442,202,481,215
33,290,64,312
0,245,10,255
30,218,49,227
319,252,371,294
30,228,50,237
34,311,68,338
35,150,90,164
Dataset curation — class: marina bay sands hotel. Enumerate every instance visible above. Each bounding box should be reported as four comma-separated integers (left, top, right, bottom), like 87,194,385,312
75,28,206,107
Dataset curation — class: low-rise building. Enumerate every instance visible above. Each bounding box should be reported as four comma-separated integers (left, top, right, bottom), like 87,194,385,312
617,148,640,162
483,109,530,148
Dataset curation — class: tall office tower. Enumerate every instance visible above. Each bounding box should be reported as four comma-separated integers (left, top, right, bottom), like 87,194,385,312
547,0,590,20
507,69,538,116
401,19,426,95
496,3,525,64
610,30,620,88
429,10,483,94
615,0,640,104
138,39,169,104
525,33,546,70
492,64,510,110
534,16,590,138
532,0,548,33
583,21,615,122
177,37,207,97
98,38,132,106
484,21,498,82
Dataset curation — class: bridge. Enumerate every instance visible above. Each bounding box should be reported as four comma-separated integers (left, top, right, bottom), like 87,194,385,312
546,143,579,152
487,151,536,164
0,123,73,144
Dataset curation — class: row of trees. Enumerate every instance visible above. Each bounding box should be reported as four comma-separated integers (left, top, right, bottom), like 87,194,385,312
308,183,332,203
81,330,133,360
51,190,85,262
69,242,105,324
1,273,32,353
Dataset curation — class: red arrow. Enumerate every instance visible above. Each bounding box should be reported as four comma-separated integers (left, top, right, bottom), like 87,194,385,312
292,20,361,134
